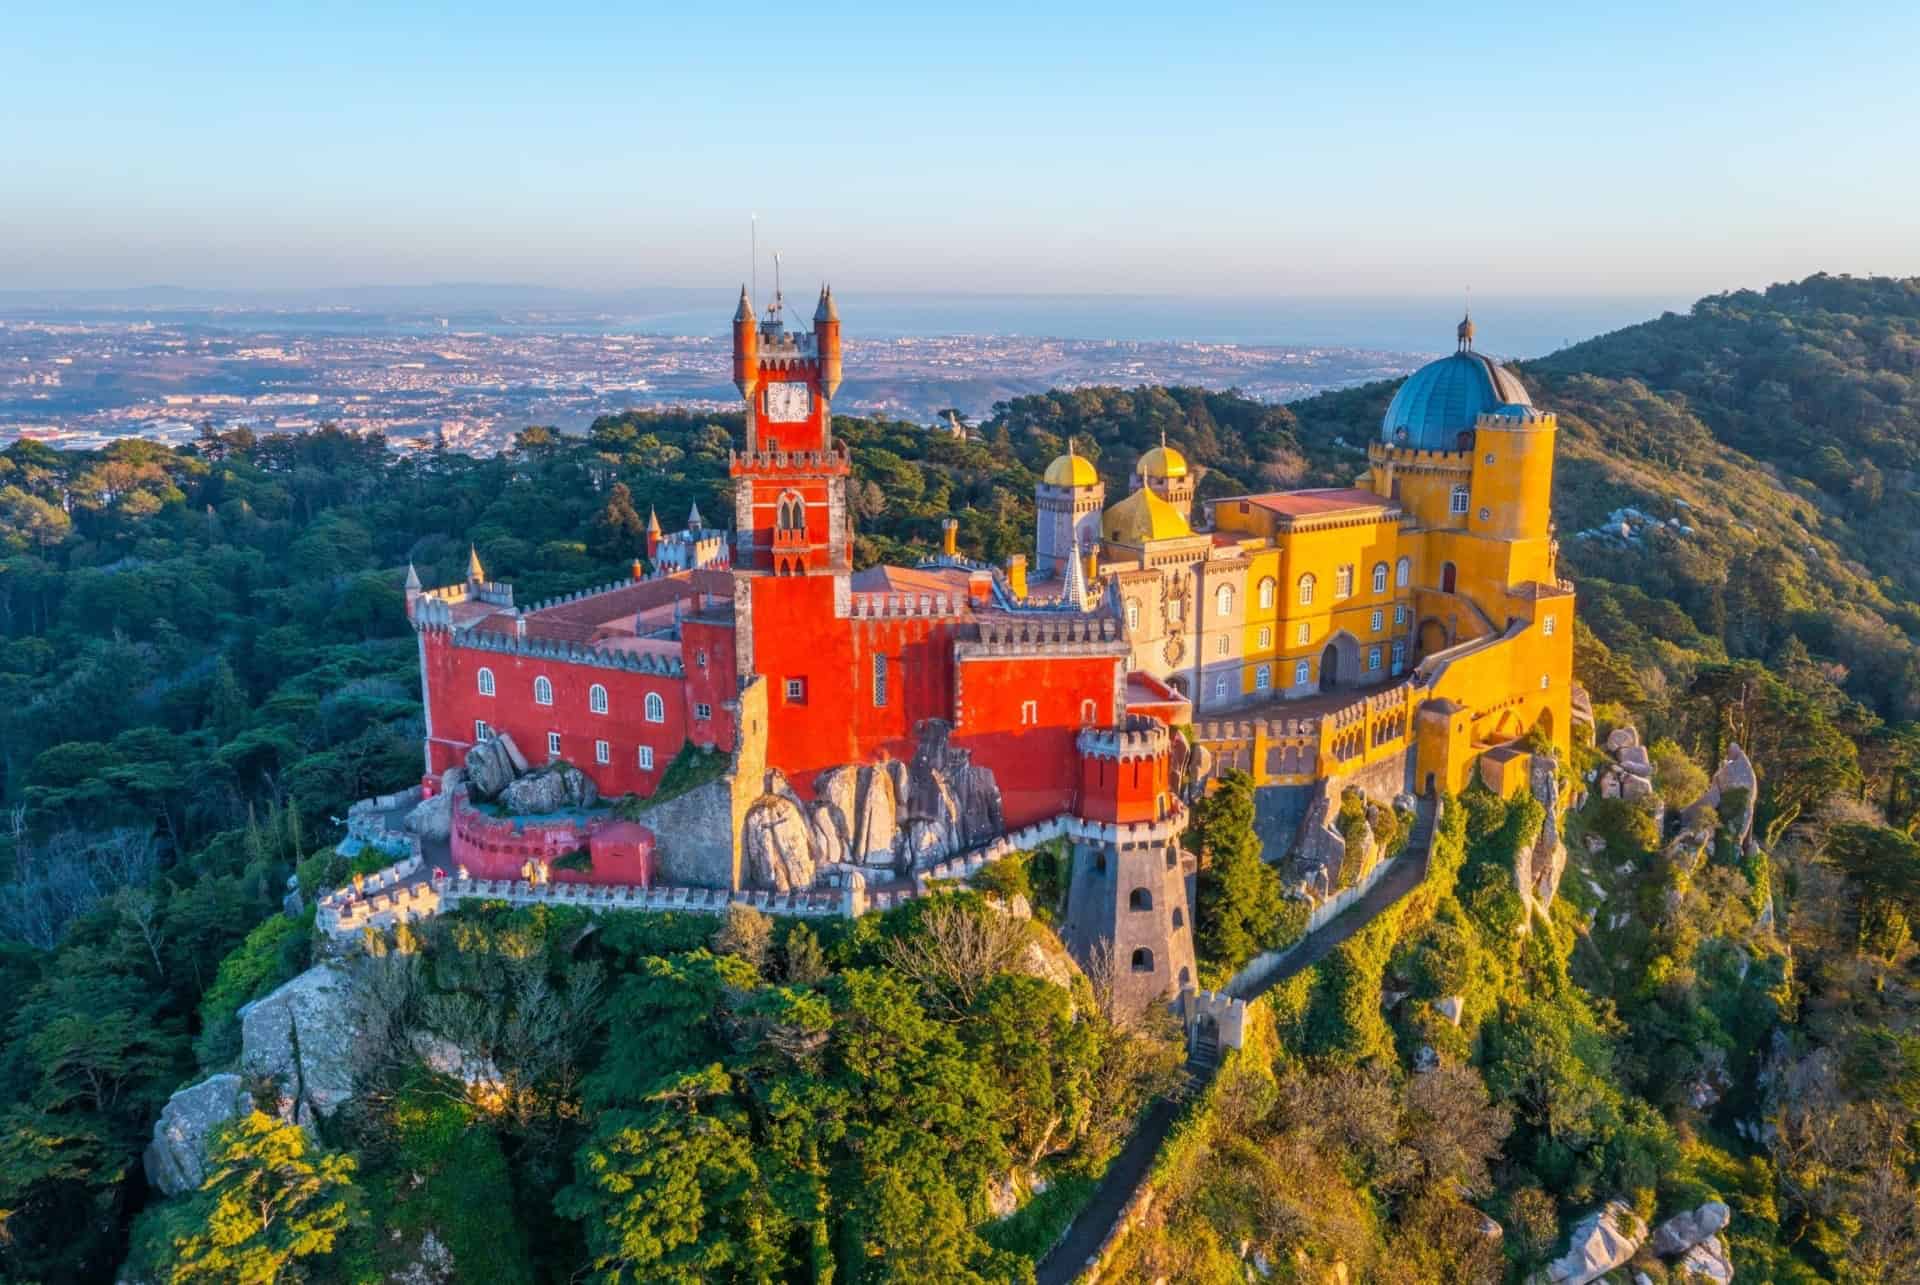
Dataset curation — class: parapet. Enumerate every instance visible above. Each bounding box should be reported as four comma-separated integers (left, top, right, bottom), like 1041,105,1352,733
729,447,849,474
443,626,685,677
1077,714,1171,761
843,590,968,621
959,615,1125,657
1179,987,1248,1051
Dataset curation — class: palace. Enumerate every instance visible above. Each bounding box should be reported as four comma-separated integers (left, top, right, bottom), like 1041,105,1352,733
407,290,1572,1006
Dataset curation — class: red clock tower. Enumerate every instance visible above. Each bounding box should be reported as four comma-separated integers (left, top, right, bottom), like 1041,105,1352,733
730,283,848,576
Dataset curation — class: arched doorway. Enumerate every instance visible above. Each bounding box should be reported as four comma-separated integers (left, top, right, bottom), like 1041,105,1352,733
1417,617,1450,657
1319,632,1360,693
1533,707,1556,744
1440,561,1457,594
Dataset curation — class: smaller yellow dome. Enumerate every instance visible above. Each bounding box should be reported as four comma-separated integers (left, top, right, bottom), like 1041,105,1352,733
1044,452,1099,487
1137,443,1189,479
1102,487,1192,545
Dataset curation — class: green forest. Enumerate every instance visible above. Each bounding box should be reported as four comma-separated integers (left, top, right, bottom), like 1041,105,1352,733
5,272,1920,1281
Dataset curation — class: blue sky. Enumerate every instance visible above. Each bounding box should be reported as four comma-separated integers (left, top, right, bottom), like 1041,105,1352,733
4,0,1916,298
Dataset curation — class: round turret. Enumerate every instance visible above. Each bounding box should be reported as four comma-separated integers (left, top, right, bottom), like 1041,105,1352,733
1380,327,1532,452
732,285,759,397
814,285,842,399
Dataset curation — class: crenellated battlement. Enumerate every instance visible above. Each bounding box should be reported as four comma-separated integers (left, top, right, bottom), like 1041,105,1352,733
843,590,967,620
1077,714,1171,761
1192,715,1321,741
421,622,685,676
730,447,849,474
961,615,1124,657
1368,439,1473,470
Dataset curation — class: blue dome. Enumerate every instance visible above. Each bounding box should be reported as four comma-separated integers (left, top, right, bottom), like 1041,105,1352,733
1381,349,1533,449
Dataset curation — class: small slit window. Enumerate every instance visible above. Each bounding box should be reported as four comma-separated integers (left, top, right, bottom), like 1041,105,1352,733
872,654,888,707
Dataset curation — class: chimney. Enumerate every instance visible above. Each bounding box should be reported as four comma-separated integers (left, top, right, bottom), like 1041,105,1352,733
941,518,958,558
1006,554,1028,601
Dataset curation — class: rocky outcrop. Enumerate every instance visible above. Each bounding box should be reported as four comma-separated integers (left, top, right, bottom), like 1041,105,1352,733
1519,752,1568,923
143,1074,255,1196
1529,1200,1647,1285
742,793,817,892
1289,778,1347,901
238,963,361,1127
410,1032,505,1094
500,761,599,814
1650,1200,1731,1257
464,733,527,798
1676,1235,1733,1283
1695,744,1758,852
405,771,459,840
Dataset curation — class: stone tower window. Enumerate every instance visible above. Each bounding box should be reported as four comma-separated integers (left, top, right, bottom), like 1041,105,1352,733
1130,947,1155,973
534,675,553,705
1172,907,1185,929
1129,887,1153,911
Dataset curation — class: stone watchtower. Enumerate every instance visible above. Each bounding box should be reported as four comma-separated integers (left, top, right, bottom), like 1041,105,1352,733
1035,443,1104,580
1062,716,1198,1012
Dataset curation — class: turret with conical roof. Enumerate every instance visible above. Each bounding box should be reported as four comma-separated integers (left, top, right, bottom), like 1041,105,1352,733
815,284,842,398
467,545,486,585
646,507,662,560
732,284,760,397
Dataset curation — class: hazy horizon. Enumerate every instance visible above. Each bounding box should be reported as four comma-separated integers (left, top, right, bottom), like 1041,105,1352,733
6,1,1916,300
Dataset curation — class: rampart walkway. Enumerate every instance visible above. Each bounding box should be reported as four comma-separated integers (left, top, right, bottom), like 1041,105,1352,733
1033,798,1437,1285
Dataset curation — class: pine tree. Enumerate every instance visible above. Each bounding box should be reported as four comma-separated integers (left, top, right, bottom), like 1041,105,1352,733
590,482,649,560
165,1111,358,1284
206,655,248,741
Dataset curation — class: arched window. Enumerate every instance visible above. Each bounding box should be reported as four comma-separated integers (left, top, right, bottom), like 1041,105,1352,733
1130,947,1155,973
1126,598,1140,631
1172,907,1185,929
1215,584,1234,617
1129,887,1153,911
1395,556,1411,588
1258,577,1276,609
589,683,608,715
1297,573,1316,606
1450,485,1470,515
777,491,804,531
1081,699,1097,723
533,675,553,705
477,667,495,697
1335,565,1354,599
1372,562,1389,594
1255,664,1271,690
644,692,665,723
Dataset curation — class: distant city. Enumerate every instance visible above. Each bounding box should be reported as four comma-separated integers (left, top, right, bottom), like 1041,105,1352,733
0,287,1678,456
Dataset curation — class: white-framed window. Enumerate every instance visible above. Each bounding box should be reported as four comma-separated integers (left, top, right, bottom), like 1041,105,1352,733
533,675,553,705
1294,660,1311,686
1216,584,1234,617
1020,699,1038,725
1543,614,1557,636
1450,485,1470,515
638,744,654,770
1395,556,1410,588
1296,622,1310,645
1297,573,1316,606
594,739,610,765
1367,646,1382,672
1335,565,1353,599
1126,599,1140,631
782,679,804,706
645,692,666,722
547,731,561,757
589,683,608,715
1370,609,1384,633
1169,596,1184,622
1255,664,1271,690
477,667,495,697
872,653,888,707
1257,626,1272,649
1213,676,1227,699
1215,636,1228,657
1541,673,1551,690
1258,577,1276,609
695,702,712,721
1391,640,1407,674
474,719,490,741
1394,604,1408,626
1372,562,1389,594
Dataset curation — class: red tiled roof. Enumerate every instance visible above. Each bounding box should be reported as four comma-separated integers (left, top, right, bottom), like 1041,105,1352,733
1236,487,1392,518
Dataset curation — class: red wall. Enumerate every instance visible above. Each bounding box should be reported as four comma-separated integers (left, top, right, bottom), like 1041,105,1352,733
448,796,653,885
753,367,830,453
423,633,690,798
679,617,739,751
954,653,1123,828
1077,751,1170,825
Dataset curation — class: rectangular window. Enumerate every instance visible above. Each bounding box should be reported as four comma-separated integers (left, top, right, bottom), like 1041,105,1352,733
1213,676,1227,699
1543,614,1557,636
1020,699,1038,725
1394,604,1407,626
1367,647,1382,672
872,653,888,706
1257,626,1272,649
785,678,806,704
594,739,610,765
547,731,561,757
638,744,655,770
1215,636,1228,657
474,719,489,741
1391,640,1407,674
1450,486,1470,515
696,648,708,668
1296,622,1310,645
695,702,712,721
1294,660,1310,686
1370,609,1383,633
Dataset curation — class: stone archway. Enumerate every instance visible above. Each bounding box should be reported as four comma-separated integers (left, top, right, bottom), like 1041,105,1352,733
1319,631,1361,693
1534,706,1556,744
1417,617,1450,658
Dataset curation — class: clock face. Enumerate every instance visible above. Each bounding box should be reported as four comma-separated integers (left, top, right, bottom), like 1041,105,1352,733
765,383,812,422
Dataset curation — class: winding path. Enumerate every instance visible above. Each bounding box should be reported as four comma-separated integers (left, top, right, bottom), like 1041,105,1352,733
1034,799,1437,1285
